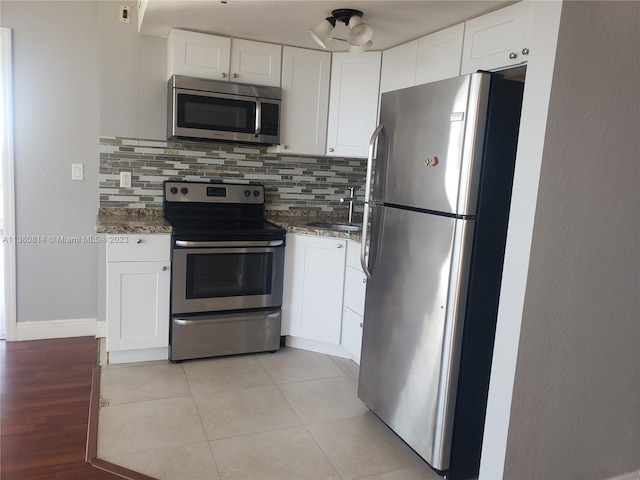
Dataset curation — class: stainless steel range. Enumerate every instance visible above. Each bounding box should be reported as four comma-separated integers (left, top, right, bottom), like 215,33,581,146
163,180,286,362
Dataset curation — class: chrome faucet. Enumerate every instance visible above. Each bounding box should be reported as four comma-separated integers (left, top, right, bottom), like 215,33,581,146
340,186,356,224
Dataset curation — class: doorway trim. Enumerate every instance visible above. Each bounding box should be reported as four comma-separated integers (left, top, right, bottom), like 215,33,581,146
1,27,17,341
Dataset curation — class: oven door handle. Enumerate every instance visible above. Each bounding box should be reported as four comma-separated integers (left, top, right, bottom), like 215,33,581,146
173,310,281,326
174,240,284,248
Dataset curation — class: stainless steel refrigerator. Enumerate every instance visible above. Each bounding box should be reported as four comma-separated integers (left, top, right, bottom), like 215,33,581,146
358,72,524,479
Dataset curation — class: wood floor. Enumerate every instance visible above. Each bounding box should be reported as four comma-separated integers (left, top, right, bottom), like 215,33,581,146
0,336,121,480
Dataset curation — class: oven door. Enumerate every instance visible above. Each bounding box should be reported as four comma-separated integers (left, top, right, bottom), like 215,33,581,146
171,240,285,315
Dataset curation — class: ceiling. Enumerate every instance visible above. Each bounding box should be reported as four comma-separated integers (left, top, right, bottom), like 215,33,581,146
138,0,515,51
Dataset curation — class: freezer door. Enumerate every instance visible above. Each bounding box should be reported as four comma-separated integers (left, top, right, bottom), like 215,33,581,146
358,206,475,471
379,73,490,216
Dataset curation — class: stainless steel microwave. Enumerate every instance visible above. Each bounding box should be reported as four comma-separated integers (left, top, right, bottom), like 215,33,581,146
167,75,281,145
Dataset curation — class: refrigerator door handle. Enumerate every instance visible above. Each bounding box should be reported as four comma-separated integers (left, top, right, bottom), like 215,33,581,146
361,124,385,278
363,124,384,204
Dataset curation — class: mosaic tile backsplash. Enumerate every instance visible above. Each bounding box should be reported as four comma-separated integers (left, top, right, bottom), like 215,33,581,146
100,137,367,212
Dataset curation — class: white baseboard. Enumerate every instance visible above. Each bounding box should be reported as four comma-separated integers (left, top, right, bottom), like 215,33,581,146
16,318,100,341
286,336,351,359
608,470,640,480
107,347,169,364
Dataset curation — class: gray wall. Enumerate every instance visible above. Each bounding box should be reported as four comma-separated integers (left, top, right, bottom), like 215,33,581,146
0,0,164,323
98,1,166,140
503,2,640,478
2,1,100,322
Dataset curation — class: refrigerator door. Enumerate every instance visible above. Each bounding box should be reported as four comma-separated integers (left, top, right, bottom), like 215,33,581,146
379,73,490,216
358,205,475,470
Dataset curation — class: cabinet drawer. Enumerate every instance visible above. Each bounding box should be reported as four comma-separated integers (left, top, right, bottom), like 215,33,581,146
344,265,366,316
107,234,170,262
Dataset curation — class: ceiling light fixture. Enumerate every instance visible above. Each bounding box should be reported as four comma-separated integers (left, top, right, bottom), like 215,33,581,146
309,8,373,52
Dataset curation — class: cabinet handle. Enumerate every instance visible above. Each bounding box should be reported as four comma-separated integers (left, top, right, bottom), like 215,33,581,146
220,72,227,78
329,147,335,152
509,52,518,60
136,239,142,244
233,73,238,78
337,244,343,248
162,266,168,271
362,278,366,283
522,48,530,56
283,145,288,150
360,322,363,328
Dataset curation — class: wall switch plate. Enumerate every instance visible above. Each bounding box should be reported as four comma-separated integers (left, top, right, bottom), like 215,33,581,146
120,171,132,188
72,164,83,181
119,5,131,24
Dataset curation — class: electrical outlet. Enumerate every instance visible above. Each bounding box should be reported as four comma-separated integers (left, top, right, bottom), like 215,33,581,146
119,5,131,24
120,171,132,188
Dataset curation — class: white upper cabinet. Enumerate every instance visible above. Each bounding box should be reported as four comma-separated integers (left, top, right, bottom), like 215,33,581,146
269,46,331,156
229,39,282,87
167,29,282,86
326,52,382,158
380,23,463,96
461,1,533,74
380,40,418,94
168,29,231,81
415,23,464,85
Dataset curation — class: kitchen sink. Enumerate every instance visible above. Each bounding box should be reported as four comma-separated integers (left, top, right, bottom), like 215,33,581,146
305,221,362,233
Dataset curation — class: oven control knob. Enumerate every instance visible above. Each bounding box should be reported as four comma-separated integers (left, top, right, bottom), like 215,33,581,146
253,190,260,197
244,189,251,197
170,187,178,194
181,187,188,195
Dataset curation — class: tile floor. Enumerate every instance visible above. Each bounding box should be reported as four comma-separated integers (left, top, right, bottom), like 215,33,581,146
98,347,443,480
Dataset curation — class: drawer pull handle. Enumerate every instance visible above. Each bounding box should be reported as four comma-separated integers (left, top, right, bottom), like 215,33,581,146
162,266,168,271
360,323,363,328
362,278,366,283
136,239,142,244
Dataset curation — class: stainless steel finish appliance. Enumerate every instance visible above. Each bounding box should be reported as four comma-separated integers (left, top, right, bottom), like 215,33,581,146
359,73,524,479
167,75,281,145
163,181,286,362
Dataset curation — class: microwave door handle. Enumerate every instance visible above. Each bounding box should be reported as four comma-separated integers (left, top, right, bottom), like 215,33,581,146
254,98,262,137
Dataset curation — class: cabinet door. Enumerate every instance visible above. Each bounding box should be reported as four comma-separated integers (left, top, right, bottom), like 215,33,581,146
341,307,363,365
230,39,282,87
167,29,231,81
460,1,530,74
289,235,346,344
326,52,382,158
415,23,464,85
270,47,331,155
106,261,170,351
344,265,367,317
380,40,418,93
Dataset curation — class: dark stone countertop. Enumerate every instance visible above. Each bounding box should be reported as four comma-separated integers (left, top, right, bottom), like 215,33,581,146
96,208,363,242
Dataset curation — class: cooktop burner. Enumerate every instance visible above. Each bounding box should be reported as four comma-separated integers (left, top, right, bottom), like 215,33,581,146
163,180,286,242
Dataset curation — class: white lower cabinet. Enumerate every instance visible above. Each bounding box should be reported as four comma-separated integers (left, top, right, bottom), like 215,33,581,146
341,240,367,364
341,307,364,365
286,234,347,351
106,234,171,364
283,234,366,363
